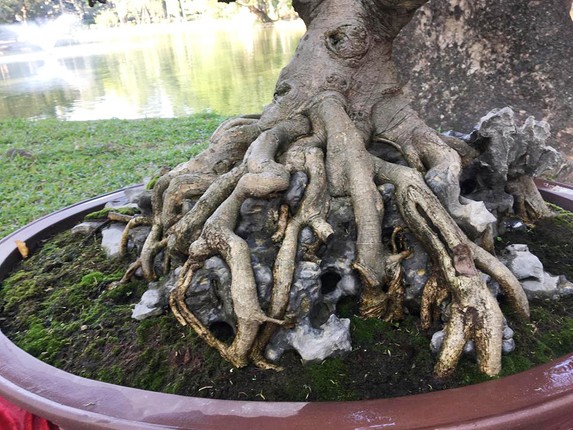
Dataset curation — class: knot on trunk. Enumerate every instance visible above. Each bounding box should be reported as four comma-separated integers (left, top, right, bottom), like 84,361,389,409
324,23,370,64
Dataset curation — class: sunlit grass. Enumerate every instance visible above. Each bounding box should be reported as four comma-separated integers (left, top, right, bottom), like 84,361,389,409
0,114,224,239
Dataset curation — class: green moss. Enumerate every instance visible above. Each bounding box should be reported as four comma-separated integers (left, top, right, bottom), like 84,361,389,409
85,206,140,220
1,278,42,312
304,358,358,401
351,316,392,344
96,365,125,384
454,359,495,385
1,213,572,402
146,175,160,190
16,319,65,362
500,354,534,375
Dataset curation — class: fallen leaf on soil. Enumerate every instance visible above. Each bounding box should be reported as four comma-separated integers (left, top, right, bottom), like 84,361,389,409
15,240,29,258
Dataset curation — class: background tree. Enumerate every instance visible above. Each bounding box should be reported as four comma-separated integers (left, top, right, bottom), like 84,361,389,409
0,0,105,24
395,0,573,182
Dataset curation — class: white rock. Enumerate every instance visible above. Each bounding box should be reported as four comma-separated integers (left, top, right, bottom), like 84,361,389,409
500,244,568,299
502,338,516,354
132,289,164,320
266,315,352,364
503,326,514,340
100,224,126,258
501,244,544,282
430,330,445,354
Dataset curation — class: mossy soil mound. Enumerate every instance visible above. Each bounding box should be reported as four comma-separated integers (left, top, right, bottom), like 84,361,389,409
1,210,572,402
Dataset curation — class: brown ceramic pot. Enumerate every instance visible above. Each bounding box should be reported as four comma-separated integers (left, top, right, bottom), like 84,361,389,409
1,184,573,430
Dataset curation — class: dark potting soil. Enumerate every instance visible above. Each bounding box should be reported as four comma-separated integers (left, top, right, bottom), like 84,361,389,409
0,209,572,402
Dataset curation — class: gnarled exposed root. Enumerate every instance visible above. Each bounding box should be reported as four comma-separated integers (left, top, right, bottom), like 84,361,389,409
123,94,536,377
168,165,248,255
157,91,533,375
136,116,265,280
119,216,151,258
169,118,311,367
140,224,164,281
373,97,496,237
313,95,388,317
251,145,333,365
506,175,552,222
169,261,243,366
420,270,448,330
380,228,412,322
159,173,216,230
373,156,523,376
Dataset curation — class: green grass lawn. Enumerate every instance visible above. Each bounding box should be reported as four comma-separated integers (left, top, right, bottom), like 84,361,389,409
0,114,225,239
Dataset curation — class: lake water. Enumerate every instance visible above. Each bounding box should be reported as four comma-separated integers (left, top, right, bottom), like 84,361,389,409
0,21,305,120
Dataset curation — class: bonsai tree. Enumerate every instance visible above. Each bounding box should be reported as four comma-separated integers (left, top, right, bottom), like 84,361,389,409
105,0,565,378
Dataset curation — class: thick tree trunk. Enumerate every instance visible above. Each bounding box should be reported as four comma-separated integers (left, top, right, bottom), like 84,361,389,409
395,0,573,182
116,0,552,378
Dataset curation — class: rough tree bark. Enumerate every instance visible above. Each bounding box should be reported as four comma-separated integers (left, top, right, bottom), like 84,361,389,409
395,0,573,182
116,0,548,378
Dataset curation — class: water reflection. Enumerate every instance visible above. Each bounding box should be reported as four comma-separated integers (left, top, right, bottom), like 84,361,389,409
0,21,305,120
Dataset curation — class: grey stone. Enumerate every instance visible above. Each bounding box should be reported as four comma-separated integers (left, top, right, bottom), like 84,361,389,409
131,269,179,320
321,239,356,275
104,197,136,210
265,315,352,364
328,197,355,226
338,274,359,296
123,185,146,203
500,244,544,282
287,262,322,320
484,273,501,298
430,330,445,354
185,257,235,328
71,221,104,236
300,227,315,244
125,186,152,215
463,340,475,356
515,116,561,178
128,226,151,255
181,199,194,215
455,107,561,224
379,184,403,230
500,244,571,299
557,277,573,297
502,326,514,340
132,289,164,320
253,262,273,309
430,330,480,357
284,171,308,210
100,224,126,258
378,183,395,201
502,338,516,354
236,198,280,236
403,237,430,305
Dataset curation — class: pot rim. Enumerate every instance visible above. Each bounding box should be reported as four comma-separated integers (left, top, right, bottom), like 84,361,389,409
1,184,572,430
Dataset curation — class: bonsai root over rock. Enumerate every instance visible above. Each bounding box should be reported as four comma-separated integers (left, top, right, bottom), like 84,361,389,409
118,0,560,378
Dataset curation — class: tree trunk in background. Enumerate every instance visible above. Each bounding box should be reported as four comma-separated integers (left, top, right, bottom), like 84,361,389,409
395,0,573,182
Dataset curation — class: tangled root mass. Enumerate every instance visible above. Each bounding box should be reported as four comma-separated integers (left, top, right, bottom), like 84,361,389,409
118,0,560,378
